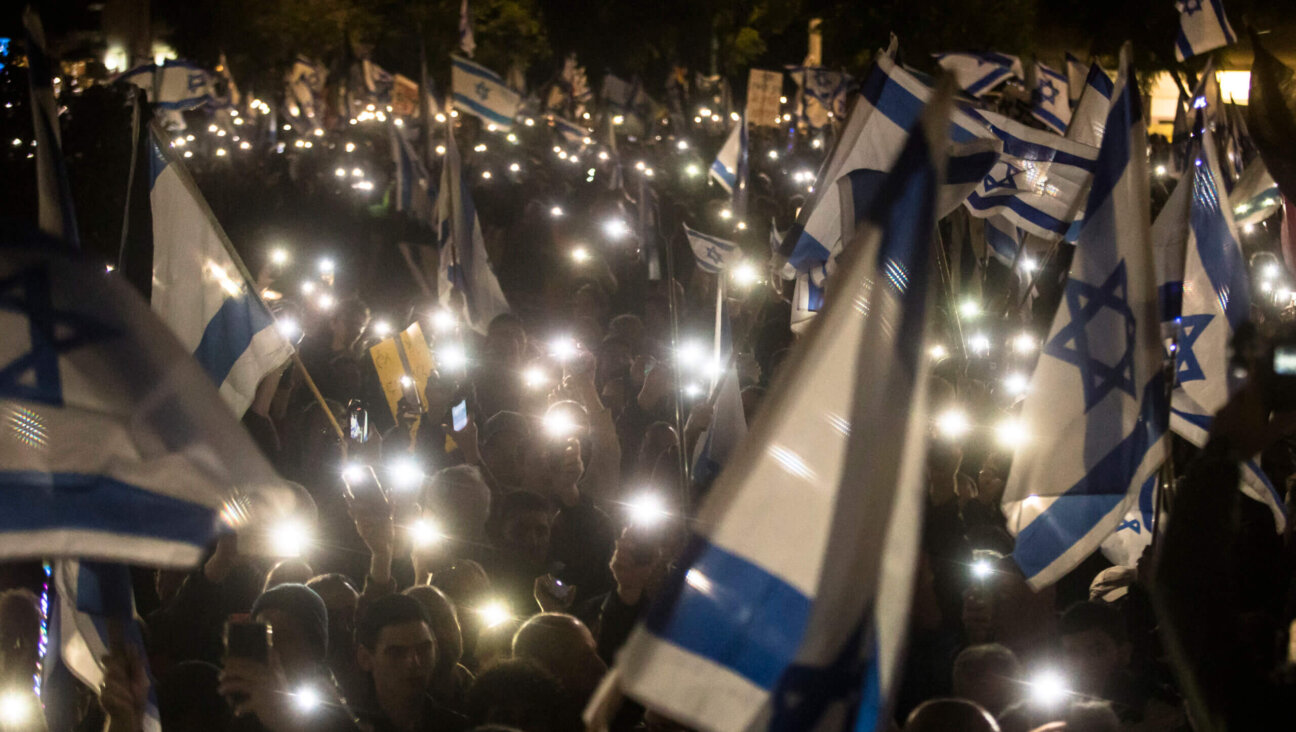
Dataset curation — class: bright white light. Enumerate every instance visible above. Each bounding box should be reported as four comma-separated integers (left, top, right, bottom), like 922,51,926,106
968,333,991,355
676,139,689,150
509,162,521,172
731,261,760,286
293,686,322,713
699,107,712,118
1244,222,1256,234
439,342,468,371
1263,263,1281,280
971,558,993,579
995,418,1029,449
1003,372,1030,397
598,150,610,161
270,248,290,266
543,409,579,438
1261,280,1275,293
275,318,301,341
435,113,447,123
481,170,492,180
371,320,392,338
474,143,487,152
431,308,456,333
685,163,701,177
300,281,316,295
811,138,823,149
959,298,981,319
345,141,356,153
1029,670,1069,707
612,115,625,126
719,209,733,220
215,147,228,157
634,160,646,171
570,247,591,264
929,344,948,361
0,691,31,726
316,293,335,311
549,336,579,361
1020,256,1038,273
550,205,564,218
334,167,346,178
507,133,518,143
341,462,367,483
270,519,311,557
523,117,534,126
935,409,970,439
735,220,747,230
239,141,252,151
435,145,447,155
626,493,668,526
767,149,779,160
386,456,425,491
711,114,721,122
410,518,443,548
683,383,703,398
1012,333,1037,355
603,218,630,240
478,601,512,629
318,257,335,274
676,339,707,369
523,366,549,389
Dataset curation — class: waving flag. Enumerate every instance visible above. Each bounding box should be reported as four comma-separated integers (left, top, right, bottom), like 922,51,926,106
149,127,294,417
1002,47,1169,589
118,59,218,113
1066,54,1086,105
684,224,741,273
1231,158,1280,228
1066,63,1115,148
594,78,950,732
390,125,436,225
1170,128,1286,529
934,52,1022,97
1032,62,1072,133
435,125,510,332
1175,0,1236,61
459,0,476,57
451,55,520,130
284,56,326,126
710,121,742,193
23,8,79,246
361,59,394,99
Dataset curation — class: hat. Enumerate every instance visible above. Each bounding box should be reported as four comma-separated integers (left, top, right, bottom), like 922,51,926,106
251,583,329,659
1089,566,1137,603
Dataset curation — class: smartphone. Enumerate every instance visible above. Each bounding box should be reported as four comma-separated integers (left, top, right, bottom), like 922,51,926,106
541,574,576,603
451,399,468,432
224,619,271,663
347,400,369,443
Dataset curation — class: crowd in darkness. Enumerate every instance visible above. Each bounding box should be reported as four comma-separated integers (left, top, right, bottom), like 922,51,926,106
2,135,1296,732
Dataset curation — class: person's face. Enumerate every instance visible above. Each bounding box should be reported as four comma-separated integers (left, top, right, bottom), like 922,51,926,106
310,582,358,648
547,437,584,486
256,608,316,681
502,510,552,565
1061,629,1127,695
360,621,436,701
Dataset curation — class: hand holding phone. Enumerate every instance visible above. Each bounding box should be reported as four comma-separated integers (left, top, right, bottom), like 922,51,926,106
451,399,468,432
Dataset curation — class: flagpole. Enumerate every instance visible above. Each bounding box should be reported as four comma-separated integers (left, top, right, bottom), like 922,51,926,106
662,228,691,489
712,275,725,392
116,86,142,271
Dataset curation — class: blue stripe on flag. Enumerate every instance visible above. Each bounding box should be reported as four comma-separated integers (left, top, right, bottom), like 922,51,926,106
1034,107,1067,134
1188,160,1249,330
688,228,737,250
0,471,216,545
946,150,999,184
193,294,274,387
966,67,1011,96
964,191,1068,233
710,160,736,187
962,110,1096,169
644,538,812,689
859,65,979,144
1015,375,1168,580
786,229,834,274
452,58,505,85
1210,0,1236,44
985,221,1019,263
452,93,515,127
1175,32,1195,61
1084,80,1138,216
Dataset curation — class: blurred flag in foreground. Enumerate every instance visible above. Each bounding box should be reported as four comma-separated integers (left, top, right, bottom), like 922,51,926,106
435,125,511,332
934,52,1022,97
590,77,950,732
149,125,294,417
1003,47,1169,589
1175,0,1236,61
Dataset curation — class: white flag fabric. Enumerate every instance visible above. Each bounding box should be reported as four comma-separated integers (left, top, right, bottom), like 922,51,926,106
1066,53,1087,105
1002,47,1169,589
1066,63,1115,148
118,59,218,113
1032,62,1071,134
934,52,1022,97
391,125,437,226
459,0,476,57
1230,157,1281,228
50,560,161,732
691,307,748,487
0,224,300,566
1169,128,1286,529
683,224,741,273
435,126,511,333
148,128,294,418
710,122,741,193
284,56,326,126
1175,0,1237,61
596,79,948,732
452,55,520,129
362,59,394,97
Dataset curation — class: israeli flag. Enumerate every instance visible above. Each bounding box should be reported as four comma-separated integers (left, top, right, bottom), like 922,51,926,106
362,59,394,99
683,224,741,274
551,115,592,146
118,59,217,112
1032,62,1071,134
451,55,520,130
459,0,476,57
435,125,511,333
595,79,950,732
710,122,742,192
985,215,1024,265
790,272,824,335
49,560,161,732
1175,0,1236,61
284,55,326,125
1002,46,1169,589
148,128,295,417
391,125,437,226
692,307,747,488
1170,128,1286,529
1230,157,1280,228
779,53,999,280
1066,63,1115,148
934,52,1022,97
1066,54,1087,105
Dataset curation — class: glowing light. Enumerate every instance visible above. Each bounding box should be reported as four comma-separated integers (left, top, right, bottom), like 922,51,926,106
767,149,779,160
1244,222,1256,234
625,493,669,526
603,218,630,240
270,519,311,557
1154,164,1168,177
275,318,301,341
685,163,701,177
410,518,443,548
270,248,290,266
509,162,521,172
929,344,948,361
435,145,447,155
971,558,993,579
317,293,335,311
968,333,991,355
995,418,1029,448
1012,333,1037,354
676,139,689,150
334,167,346,178
1029,670,1069,707
711,114,721,123
239,141,252,151
523,366,549,389
481,170,492,180
507,133,518,143
811,138,823,149
341,463,367,483
675,339,707,369
570,247,591,264
1003,372,1030,397
731,261,760,287
183,150,193,159
318,258,335,274
549,336,579,361
1020,256,1038,273
371,320,392,338
735,220,746,230
550,205,565,218
935,409,970,439
293,686,322,713
598,150,610,161
719,209,733,220
435,113,447,123
522,117,534,126
431,308,457,333
477,601,512,629
439,342,469,371
300,281,316,295
0,691,32,726
959,298,982,319
683,383,703,398
543,409,579,438
386,456,425,491
474,143,487,152
1263,263,1281,280
1261,280,1275,293
612,115,625,126
215,148,228,157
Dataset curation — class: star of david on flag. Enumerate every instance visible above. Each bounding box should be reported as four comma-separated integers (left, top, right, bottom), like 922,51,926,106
1031,62,1071,133
683,224,741,274
1174,313,1213,383
1175,0,1236,61
982,161,1025,193
1044,261,1138,411
451,55,520,130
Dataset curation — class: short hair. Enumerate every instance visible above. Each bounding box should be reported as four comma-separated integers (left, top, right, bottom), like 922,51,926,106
904,698,999,732
305,573,358,596
423,464,492,533
953,643,1020,693
492,490,551,533
465,659,568,730
356,593,431,650
1058,601,1127,646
